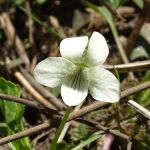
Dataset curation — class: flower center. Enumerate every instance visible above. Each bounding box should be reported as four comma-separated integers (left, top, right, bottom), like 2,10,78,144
74,61,90,68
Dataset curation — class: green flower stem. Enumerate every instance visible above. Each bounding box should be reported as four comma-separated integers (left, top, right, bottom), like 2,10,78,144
49,106,73,150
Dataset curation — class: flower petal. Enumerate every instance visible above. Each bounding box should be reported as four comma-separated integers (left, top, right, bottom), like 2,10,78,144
60,36,88,63
86,67,120,103
34,57,76,88
85,32,109,66
61,69,88,106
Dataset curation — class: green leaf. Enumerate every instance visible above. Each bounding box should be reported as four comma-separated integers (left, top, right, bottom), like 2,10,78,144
132,0,144,9
0,77,24,126
0,77,31,150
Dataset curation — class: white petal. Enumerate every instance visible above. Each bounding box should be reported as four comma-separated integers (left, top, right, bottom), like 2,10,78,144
60,36,88,63
61,69,88,106
86,67,120,103
34,57,76,88
85,32,109,66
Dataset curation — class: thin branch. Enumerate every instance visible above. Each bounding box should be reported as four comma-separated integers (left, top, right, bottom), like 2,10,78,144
104,60,150,73
0,122,50,145
121,81,150,98
0,93,38,108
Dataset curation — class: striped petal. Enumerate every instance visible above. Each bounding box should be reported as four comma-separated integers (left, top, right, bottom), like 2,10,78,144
61,69,88,106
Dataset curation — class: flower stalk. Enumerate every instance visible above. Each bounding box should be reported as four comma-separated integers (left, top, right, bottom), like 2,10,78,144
49,106,73,150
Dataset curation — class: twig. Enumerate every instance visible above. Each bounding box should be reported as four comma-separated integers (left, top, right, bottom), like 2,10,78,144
0,13,30,66
0,93,38,108
0,122,50,145
104,60,150,73
20,68,65,110
127,100,150,119
121,81,150,98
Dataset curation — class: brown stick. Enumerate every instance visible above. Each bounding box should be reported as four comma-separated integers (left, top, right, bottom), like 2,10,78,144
0,93,38,108
0,122,50,145
104,60,150,73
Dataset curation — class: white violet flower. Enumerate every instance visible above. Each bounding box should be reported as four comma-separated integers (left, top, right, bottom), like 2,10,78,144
34,32,120,106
